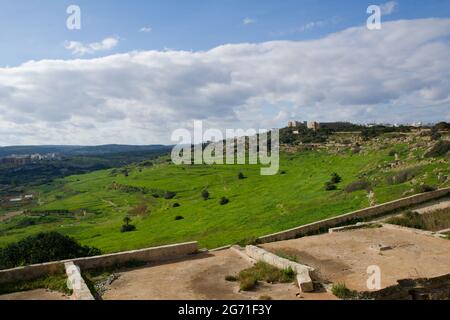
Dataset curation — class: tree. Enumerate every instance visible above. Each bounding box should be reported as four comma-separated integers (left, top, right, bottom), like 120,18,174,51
202,189,210,200
0,232,101,270
238,172,246,180
121,216,136,233
220,197,230,205
331,173,342,184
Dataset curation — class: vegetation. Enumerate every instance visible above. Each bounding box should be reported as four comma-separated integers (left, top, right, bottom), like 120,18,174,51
120,216,136,233
237,262,296,291
0,131,448,254
201,189,210,200
220,197,230,205
425,140,450,158
0,274,71,296
386,208,450,231
0,232,101,270
274,251,298,262
331,283,358,300
345,179,371,193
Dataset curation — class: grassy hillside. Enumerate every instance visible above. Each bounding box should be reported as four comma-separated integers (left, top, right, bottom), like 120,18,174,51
0,133,448,253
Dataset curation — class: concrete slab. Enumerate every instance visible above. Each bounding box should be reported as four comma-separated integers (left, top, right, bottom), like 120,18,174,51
261,225,450,292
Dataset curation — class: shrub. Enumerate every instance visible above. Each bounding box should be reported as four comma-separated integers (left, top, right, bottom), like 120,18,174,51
238,172,246,180
128,203,148,216
324,181,337,191
386,168,419,185
163,191,177,200
0,232,101,270
237,262,296,291
330,173,342,184
173,203,181,208
425,140,450,158
201,190,210,200
414,184,437,193
174,216,184,221
220,197,230,205
331,283,358,300
120,224,136,233
386,208,450,231
344,179,372,193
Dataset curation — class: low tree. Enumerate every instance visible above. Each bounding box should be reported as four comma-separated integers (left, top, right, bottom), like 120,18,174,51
330,173,342,184
0,232,101,270
220,197,230,205
202,189,210,200
121,216,136,233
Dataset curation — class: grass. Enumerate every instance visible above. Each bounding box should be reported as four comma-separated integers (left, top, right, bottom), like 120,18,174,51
237,262,296,291
0,141,448,254
331,283,358,300
386,208,450,231
274,250,298,262
0,274,71,296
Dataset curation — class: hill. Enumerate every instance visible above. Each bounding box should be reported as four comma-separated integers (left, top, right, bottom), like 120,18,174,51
0,130,448,253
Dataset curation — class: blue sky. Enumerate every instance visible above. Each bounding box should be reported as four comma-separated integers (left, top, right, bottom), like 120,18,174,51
0,1,449,145
1,0,450,66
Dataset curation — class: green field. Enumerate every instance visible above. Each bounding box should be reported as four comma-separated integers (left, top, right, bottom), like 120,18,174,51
0,137,448,253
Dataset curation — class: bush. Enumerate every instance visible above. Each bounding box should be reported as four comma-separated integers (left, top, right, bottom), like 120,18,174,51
173,203,181,208
0,232,101,270
324,181,337,191
120,224,136,233
331,283,358,300
344,179,372,193
238,172,246,180
386,168,419,185
238,262,296,291
201,190,210,200
425,140,450,158
330,173,342,184
220,197,230,205
174,216,184,221
128,203,148,216
163,191,177,200
414,185,437,193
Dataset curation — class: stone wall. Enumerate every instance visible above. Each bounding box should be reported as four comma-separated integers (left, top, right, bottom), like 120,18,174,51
258,187,450,243
0,241,198,285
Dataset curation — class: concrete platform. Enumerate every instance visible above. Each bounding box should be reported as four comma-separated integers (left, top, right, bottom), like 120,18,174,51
102,248,336,300
261,225,450,292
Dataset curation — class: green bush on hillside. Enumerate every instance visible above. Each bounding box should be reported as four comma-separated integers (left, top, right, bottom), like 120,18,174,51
0,232,101,270
425,140,450,158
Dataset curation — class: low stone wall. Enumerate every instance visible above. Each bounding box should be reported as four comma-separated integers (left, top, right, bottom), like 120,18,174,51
259,187,450,243
245,245,314,292
0,241,198,285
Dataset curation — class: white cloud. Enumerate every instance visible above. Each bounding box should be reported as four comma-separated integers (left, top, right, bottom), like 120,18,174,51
64,37,119,55
0,18,449,145
140,27,152,33
243,17,256,25
380,1,399,15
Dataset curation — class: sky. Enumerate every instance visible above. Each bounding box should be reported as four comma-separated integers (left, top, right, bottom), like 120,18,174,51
0,0,449,145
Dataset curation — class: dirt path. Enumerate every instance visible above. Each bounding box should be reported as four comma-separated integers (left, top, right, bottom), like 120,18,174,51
0,210,23,222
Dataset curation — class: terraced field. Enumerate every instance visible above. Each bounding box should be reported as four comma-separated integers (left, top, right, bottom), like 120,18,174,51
0,135,448,253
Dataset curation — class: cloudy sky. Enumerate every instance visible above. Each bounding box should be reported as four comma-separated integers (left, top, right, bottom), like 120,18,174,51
0,0,449,145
